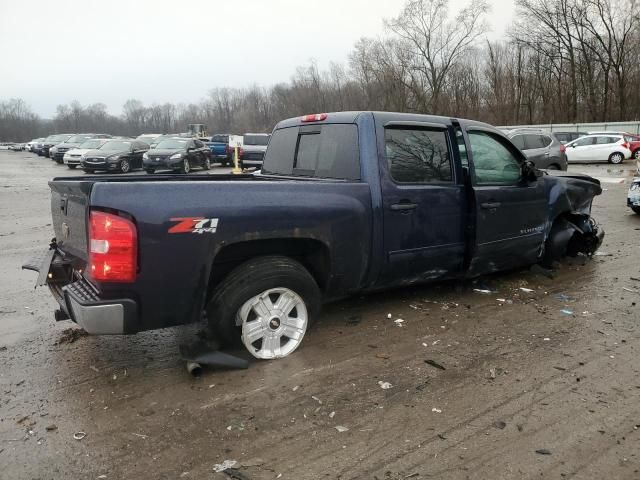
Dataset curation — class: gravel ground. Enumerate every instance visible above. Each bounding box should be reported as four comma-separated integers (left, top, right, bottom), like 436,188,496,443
1,150,639,480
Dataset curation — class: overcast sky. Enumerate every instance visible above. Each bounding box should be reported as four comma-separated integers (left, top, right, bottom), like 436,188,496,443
0,0,516,117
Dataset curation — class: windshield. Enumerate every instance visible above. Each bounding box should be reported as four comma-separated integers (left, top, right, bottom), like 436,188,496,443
79,139,105,149
99,140,132,151
211,135,228,143
243,134,270,146
46,135,70,143
154,139,188,150
67,135,93,144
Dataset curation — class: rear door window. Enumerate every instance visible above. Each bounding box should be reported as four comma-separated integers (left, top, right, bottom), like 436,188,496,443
385,128,452,183
511,135,525,150
595,136,615,145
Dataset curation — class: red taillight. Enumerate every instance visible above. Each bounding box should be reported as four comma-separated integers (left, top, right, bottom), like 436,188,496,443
560,144,566,153
88,210,137,283
301,113,328,122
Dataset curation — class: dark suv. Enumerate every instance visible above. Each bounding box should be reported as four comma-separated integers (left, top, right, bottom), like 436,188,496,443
507,130,568,170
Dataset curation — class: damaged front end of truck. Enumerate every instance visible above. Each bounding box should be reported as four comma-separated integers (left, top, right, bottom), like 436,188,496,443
542,172,605,265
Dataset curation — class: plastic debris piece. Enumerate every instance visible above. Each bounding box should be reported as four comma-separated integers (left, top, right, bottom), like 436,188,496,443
431,407,442,413
473,289,492,294
519,287,534,293
496,298,507,302
311,395,322,404
335,426,349,432
45,424,57,432
89,365,99,373
329,411,335,419
489,368,497,379
425,359,446,371
73,432,87,441
387,313,392,319
292,385,299,392
394,318,404,326
622,287,638,293
555,294,573,301
535,449,551,455
543,338,551,341
560,309,573,315
378,381,393,390
594,251,612,256
493,420,506,429
213,460,237,473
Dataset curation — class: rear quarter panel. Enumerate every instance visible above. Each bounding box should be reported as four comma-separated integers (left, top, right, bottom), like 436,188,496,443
89,179,372,332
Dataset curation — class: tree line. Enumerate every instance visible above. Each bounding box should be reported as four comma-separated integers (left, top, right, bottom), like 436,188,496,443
1,0,638,142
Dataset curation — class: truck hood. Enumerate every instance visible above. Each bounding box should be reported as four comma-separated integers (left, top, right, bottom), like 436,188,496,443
544,171,602,216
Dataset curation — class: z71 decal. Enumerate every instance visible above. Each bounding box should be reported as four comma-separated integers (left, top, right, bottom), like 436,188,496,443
168,217,219,234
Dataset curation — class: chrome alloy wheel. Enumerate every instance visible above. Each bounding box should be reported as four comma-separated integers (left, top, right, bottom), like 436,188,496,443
238,288,308,359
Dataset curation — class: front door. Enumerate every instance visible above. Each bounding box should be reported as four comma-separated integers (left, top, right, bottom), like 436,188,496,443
464,128,548,275
380,123,467,286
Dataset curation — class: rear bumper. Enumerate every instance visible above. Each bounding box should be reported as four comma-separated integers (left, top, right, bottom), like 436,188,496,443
22,249,138,334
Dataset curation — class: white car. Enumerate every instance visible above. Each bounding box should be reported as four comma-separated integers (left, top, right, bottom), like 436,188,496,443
628,177,640,215
63,138,111,168
565,134,632,164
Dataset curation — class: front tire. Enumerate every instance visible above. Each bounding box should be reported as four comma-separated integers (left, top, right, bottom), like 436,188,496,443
206,256,321,359
203,157,211,170
120,159,131,173
608,152,624,164
181,158,191,174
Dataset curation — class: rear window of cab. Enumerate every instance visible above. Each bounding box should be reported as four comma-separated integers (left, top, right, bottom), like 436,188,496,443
262,124,360,180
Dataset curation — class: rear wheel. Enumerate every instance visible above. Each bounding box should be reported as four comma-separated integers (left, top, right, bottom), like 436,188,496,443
608,152,624,164
633,150,640,160
120,159,131,173
547,164,560,170
206,256,321,359
181,158,191,174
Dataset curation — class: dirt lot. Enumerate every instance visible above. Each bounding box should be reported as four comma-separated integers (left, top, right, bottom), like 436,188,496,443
1,150,639,480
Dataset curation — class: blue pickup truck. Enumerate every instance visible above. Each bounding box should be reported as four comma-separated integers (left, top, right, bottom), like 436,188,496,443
205,134,232,166
24,111,604,361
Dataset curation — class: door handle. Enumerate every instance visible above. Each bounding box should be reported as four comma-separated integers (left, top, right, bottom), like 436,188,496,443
391,202,418,211
480,202,501,209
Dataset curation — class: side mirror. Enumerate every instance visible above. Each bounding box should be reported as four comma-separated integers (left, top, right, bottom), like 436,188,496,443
521,160,540,182
571,144,576,148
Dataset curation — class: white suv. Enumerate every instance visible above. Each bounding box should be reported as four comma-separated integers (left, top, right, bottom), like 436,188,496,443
565,134,632,164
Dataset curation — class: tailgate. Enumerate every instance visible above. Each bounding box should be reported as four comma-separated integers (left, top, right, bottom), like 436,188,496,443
49,179,94,261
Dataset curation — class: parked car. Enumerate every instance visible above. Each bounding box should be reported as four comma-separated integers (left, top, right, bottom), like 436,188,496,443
551,131,589,144
81,139,149,173
240,133,270,166
51,134,112,163
33,139,46,155
507,130,567,170
628,177,640,215
8,143,25,151
143,137,211,173
136,134,164,146
565,134,632,164
23,111,604,361
42,134,72,158
63,138,111,168
26,138,43,152
206,134,232,165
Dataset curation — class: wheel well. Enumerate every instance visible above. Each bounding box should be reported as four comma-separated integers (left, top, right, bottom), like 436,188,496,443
206,238,331,298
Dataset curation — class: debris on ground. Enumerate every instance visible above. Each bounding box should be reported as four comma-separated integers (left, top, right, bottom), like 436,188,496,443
329,411,335,418
73,432,87,441
594,251,612,256
394,318,404,327
424,359,446,371
89,365,100,373
387,313,392,319
378,381,393,389
535,449,552,455
493,420,507,429
335,426,349,433
519,287,534,293
222,467,252,480
311,395,322,404
375,353,390,359
473,289,492,294
213,460,237,473
489,368,497,379
622,287,638,293
560,309,574,316
346,315,361,325
431,408,442,413
55,328,88,345
45,424,57,432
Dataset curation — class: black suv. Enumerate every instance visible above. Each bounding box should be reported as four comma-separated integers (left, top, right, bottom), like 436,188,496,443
507,130,568,170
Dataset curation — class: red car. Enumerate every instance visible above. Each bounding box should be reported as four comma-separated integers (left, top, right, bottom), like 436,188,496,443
624,134,640,160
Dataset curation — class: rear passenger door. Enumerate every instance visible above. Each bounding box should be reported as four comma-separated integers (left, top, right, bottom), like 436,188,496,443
464,128,547,275
379,123,467,285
